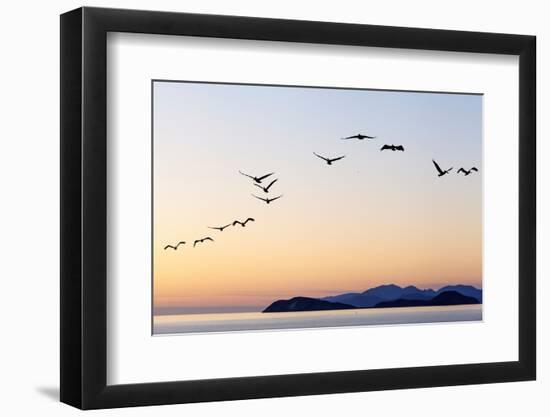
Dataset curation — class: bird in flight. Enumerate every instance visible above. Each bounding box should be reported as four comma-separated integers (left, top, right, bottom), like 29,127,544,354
254,178,278,193
252,194,283,204
239,170,275,184
193,237,214,247
208,223,232,232
341,133,376,140
457,167,479,176
432,159,453,177
313,152,346,165
232,217,255,227
380,144,405,152
164,241,186,250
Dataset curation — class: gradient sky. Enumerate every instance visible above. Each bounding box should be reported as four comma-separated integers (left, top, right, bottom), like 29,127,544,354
153,81,482,314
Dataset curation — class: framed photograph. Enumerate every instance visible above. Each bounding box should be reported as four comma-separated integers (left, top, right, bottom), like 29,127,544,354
60,6,536,409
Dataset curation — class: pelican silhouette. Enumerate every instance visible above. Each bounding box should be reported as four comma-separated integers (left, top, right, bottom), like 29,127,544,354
380,144,404,151
252,194,283,204
313,152,346,165
232,217,255,227
208,224,232,232
341,133,376,140
457,167,479,176
164,241,186,250
239,170,275,184
432,159,453,177
193,237,214,247
253,178,278,193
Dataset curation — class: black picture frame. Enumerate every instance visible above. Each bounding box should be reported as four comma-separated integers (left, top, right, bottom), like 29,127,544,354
60,6,536,410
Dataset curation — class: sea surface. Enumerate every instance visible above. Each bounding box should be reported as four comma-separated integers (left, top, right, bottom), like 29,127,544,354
153,304,482,335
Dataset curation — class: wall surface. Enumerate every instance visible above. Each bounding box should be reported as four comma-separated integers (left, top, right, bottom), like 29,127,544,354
0,0,546,415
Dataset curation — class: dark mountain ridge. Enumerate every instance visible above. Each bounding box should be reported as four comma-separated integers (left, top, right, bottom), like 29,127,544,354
323,284,480,308
323,292,383,308
374,291,479,308
437,285,482,302
263,297,355,313
264,283,482,313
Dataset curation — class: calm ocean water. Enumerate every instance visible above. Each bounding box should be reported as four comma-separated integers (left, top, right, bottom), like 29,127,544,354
153,304,482,335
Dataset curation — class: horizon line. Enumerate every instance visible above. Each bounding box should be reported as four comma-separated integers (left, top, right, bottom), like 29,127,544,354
154,282,483,314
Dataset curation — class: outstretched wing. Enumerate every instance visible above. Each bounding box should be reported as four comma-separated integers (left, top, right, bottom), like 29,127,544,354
380,145,390,151
313,152,328,161
269,195,283,202
252,194,268,202
432,159,444,175
342,135,359,140
457,168,467,174
329,155,346,162
253,183,264,191
364,135,376,139
395,145,404,151
264,178,278,191
164,245,175,250
471,167,478,172
257,172,274,182
193,240,199,247
209,226,222,231
203,237,214,242
243,217,255,225
239,170,256,180
232,220,242,226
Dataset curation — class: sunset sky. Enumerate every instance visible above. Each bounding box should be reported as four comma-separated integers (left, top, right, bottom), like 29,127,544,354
153,81,482,315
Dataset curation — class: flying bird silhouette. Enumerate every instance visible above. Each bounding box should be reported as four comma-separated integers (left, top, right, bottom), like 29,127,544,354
252,194,283,204
457,167,479,176
239,170,275,184
164,241,186,250
380,144,405,151
208,224,232,232
432,159,453,177
313,152,346,165
341,133,376,140
232,217,255,227
193,237,214,247
253,178,278,193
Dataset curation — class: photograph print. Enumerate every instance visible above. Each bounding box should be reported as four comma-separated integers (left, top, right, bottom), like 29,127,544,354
152,80,482,335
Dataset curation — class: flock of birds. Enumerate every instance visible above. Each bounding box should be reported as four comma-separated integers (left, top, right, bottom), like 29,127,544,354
312,133,478,178
163,169,286,251
239,171,284,204
163,217,255,251
164,132,478,251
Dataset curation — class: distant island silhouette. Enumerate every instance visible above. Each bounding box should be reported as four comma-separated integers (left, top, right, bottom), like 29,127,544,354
263,297,357,313
263,284,482,313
